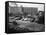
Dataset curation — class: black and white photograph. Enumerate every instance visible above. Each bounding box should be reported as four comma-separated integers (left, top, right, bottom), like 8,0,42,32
5,1,45,34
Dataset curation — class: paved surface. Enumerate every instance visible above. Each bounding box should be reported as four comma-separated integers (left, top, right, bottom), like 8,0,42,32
16,20,45,31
